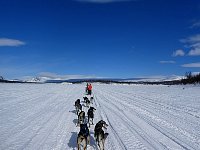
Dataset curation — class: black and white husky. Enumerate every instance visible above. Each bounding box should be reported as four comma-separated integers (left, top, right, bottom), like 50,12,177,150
94,120,109,150
75,99,82,115
87,107,96,127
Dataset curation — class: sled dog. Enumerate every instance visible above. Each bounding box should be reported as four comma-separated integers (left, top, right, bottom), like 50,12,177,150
83,96,89,103
87,107,96,127
77,111,85,126
85,98,90,108
77,124,90,150
75,100,82,115
94,120,109,150
90,96,94,104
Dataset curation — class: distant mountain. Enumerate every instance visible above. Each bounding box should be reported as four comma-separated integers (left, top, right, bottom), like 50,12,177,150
122,75,184,82
24,76,54,83
3,75,184,84
0,76,24,83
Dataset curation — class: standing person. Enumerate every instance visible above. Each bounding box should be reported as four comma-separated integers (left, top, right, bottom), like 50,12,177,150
87,83,92,95
85,83,88,94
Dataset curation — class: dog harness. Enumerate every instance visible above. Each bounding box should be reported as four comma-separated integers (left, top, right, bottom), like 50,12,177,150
79,124,89,138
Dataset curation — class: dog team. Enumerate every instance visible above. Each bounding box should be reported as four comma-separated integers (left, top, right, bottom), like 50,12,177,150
74,83,109,150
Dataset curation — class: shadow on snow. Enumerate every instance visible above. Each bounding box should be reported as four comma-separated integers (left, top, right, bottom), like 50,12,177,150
68,131,98,150
68,132,77,150
69,110,77,114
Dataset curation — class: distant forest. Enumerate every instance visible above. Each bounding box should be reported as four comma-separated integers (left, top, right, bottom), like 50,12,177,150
148,72,200,85
180,72,200,85
131,72,200,85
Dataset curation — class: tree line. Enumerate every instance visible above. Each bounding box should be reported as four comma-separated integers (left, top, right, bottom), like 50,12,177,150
180,72,200,85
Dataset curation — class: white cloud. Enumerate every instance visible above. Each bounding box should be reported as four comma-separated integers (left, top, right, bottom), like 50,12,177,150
159,60,176,64
191,72,200,75
188,48,200,56
181,62,200,68
75,0,134,3
172,49,185,57
190,21,200,28
181,34,200,56
0,38,25,47
180,34,200,43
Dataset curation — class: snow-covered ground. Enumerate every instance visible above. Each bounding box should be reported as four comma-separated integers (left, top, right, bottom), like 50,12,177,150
0,83,200,150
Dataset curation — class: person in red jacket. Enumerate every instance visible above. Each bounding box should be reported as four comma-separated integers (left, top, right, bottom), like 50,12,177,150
87,83,92,95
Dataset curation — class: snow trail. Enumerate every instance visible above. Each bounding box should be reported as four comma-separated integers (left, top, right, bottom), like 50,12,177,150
0,83,200,150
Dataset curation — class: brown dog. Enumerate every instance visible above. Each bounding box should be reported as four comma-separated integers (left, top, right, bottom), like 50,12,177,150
77,111,85,126
77,124,90,150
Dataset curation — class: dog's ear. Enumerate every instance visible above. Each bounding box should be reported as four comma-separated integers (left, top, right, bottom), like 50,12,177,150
99,120,104,124
102,120,108,126
105,123,108,127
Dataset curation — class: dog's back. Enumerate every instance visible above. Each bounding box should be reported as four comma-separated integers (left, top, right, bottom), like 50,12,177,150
77,124,90,150
95,129,108,150
78,103,82,110
90,97,94,104
78,111,85,125
94,120,109,150
85,99,90,107
88,107,95,119
83,96,88,102
87,109,94,118
75,103,82,115
79,111,85,119
75,99,80,106
97,129,108,141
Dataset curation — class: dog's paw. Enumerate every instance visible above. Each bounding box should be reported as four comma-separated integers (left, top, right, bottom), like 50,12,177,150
104,133,109,139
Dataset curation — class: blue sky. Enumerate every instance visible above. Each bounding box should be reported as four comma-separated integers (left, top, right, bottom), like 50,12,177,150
0,0,200,80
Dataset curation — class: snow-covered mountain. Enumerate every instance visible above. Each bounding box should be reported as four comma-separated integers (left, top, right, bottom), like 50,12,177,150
22,75,184,83
123,75,184,82
24,77,51,83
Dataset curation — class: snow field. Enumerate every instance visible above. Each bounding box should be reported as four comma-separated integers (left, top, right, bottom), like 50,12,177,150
0,83,200,150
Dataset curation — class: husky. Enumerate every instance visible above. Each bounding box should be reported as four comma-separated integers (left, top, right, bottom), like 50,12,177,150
77,111,85,126
87,107,96,127
75,99,80,106
77,124,90,150
75,99,82,115
85,98,90,108
94,120,109,150
90,96,94,104
83,96,89,103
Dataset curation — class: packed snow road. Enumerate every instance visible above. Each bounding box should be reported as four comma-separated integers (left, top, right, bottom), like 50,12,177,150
0,83,200,150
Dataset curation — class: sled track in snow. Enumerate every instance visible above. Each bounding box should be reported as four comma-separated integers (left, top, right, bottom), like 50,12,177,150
1,83,200,150
94,94,128,150
99,90,198,149
93,85,200,150
95,92,160,150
